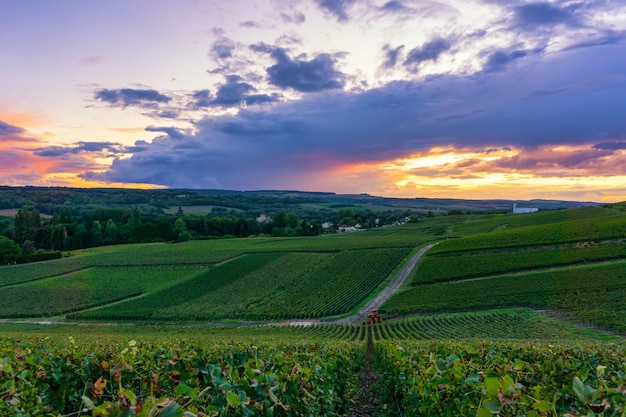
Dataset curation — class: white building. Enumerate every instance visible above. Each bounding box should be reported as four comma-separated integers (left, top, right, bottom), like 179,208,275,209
256,214,272,223
513,203,538,214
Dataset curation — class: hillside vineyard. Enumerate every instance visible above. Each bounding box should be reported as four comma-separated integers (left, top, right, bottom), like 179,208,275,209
1,203,625,415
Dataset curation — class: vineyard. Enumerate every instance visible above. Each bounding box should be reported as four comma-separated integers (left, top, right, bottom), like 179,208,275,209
1,203,626,416
0,316,624,416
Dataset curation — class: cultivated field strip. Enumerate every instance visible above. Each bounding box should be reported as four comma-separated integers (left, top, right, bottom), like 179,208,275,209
70,248,412,321
411,240,626,285
0,337,365,416
431,212,626,254
385,259,626,332
376,340,626,416
0,267,205,317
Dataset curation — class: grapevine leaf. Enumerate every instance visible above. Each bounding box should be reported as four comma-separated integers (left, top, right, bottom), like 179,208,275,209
158,402,184,417
533,400,553,412
227,392,241,408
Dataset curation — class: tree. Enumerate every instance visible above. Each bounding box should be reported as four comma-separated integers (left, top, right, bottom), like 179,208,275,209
104,219,119,243
15,208,41,243
91,220,104,246
0,236,21,264
173,218,192,242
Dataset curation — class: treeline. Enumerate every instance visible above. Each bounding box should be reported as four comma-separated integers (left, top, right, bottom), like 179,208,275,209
0,205,420,265
0,186,425,264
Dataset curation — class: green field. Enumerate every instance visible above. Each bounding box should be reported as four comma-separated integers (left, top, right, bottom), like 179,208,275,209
2,204,626,416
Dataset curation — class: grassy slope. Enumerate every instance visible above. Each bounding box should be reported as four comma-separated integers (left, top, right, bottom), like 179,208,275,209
1,204,625,338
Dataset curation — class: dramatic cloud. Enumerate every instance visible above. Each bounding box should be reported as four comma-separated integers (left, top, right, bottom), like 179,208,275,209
380,1,408,13
3,0,625,198
564,30,626,50
252,45,346,92
86,43,626,190
404,38,451,71
315,0,355,22
94,88,171,108
513,2,582,28
382,44,404,69
210,37,236,60
0,120,38,143
0,120,26,138
144,126,186,140
34,141,126,157
483,49,530,72
593,141,626,150
192,76,279,108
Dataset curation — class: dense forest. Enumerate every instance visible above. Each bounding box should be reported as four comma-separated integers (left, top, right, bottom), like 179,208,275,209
0,186,598,264
0,186,424,264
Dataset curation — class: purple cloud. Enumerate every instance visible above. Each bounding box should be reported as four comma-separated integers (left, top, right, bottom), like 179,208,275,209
192,76,279,108
514,2,582,28
315,0,355,22
404,38,451,70
34,141,126,157
252,44,346,92
85,43,626,189
95,88,171,108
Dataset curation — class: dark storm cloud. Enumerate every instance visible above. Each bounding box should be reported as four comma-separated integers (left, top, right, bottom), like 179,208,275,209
144,126,186,140
88,43,626,189
483,49,529,72
593,141,626,150
252,44,346,92
564,30,625,50
0,120,27,140
191,76,279,108
382,44,404,69
404,38,451,70
192,90,212,107
514,2,581,28
380,1,407,12
34,141,124,157
213,76,255,106
94,88,171,108
314,0,355,21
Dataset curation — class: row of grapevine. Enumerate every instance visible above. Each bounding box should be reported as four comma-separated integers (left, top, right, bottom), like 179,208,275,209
431,214,626,254
69,252,283,321
0,336,364,416
412,241,626,285
71,248,411,322
385,261,626,332
375,341,626,416
0,267,203,317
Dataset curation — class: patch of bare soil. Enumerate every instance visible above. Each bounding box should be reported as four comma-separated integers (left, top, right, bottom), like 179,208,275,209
343,334,384,417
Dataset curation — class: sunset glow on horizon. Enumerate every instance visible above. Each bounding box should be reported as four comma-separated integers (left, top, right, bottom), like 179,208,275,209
2,0,625,202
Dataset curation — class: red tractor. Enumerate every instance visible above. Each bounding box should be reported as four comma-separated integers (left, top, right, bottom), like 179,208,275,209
366,309,382,324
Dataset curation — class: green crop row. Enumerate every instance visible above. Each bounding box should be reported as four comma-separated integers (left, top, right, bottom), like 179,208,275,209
0,255,87,287
383,261,626,332
375,340,626,416
412,242,626,285
448,206,619,237
0,267,204,317
69,252,284,321
0,337,364,416
431,214,626,254
72,248,412,321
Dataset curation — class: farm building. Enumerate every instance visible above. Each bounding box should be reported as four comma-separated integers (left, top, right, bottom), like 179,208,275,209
513,203,538,214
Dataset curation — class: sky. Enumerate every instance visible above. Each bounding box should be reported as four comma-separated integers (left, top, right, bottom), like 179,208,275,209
1,0,626,202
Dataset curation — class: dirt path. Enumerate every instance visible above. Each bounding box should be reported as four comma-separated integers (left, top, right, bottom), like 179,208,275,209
333,243,437,324
343,329,383,417
0,243,436,328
